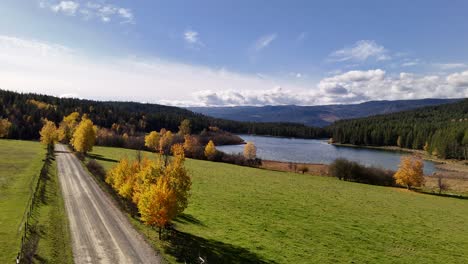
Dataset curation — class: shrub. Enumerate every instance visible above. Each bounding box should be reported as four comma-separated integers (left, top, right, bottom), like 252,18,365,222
329,158,395,186
298,165,309,174
219,152,262,167
87,159,106,180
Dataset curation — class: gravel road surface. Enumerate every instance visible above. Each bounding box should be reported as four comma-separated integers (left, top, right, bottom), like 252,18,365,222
56,144,162,264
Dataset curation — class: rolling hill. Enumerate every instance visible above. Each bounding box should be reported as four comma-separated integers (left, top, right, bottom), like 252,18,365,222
188,99,461,127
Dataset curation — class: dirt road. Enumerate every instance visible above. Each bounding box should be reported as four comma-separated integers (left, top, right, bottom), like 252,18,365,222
55,144,162,264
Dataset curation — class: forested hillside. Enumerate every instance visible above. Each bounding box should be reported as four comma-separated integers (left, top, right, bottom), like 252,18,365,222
328,99,468,159
189,99,460,127
0,89,326,140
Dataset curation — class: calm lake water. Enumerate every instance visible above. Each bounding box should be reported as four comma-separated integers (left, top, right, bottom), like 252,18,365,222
217,135,436,174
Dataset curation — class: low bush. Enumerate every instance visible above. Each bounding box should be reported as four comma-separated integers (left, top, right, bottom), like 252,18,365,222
329,158,395,186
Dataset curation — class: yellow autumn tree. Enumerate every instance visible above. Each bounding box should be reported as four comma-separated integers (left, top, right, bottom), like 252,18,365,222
183,135,201,158
243,141,257,159
105,157,139,199
178,119,191,136
394,155,425,189
0,118,12,138
39,120,58,151
204,140,217,160
166,144,192,213
57,112,80,143
159,130,173,155
132,157,164,204
138,176,177,239
71,117,97,154
144,131,160,151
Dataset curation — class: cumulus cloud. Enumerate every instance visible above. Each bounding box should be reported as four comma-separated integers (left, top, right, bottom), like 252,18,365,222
329,40,390,62
447,71,468,88
0,35,466,107
192,87,318,106
254,33,277,51
39,1,134,24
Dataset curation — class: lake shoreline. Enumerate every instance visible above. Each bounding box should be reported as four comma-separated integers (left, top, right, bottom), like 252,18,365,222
332,143,468,177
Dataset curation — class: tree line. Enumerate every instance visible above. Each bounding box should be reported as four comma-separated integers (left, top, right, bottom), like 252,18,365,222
328,99,468,159
0,89,326,141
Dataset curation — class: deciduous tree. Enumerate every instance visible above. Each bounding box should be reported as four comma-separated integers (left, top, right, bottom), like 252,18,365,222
144,131,160,151
71,117,97,154
394,155,425,189
183,135,201,158
166,144,191,213
57,112,80,143
243,141,257,159
178,119,191,136
39,120,58,149
204,140,216,160
138,176,177,239
0,118,12,138
159,131,173,155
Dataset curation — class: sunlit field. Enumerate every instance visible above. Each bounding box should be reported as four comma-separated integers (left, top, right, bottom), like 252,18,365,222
89,145,468,263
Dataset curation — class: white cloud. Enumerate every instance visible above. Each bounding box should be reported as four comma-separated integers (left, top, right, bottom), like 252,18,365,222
50,1,79,15
254,33,277,51
401,61,419,67
184,30,200,44
435,63,467,70
447,71,468,88
39,1,134,24
0,35,466,107
329,40,390,62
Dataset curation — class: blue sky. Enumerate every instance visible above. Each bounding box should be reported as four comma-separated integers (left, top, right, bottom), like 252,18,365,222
0,0,468,106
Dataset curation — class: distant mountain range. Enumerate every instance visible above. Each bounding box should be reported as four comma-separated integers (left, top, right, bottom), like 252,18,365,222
188,99,463,127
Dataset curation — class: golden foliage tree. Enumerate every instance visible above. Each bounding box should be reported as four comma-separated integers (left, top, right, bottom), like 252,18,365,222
204,140,217,160
243,141,257,159
132,157,164,204
178,119,191,136
159,130,174,155
144,131,160,151
106,143,192,240
166,144,191,213
183,135,200,157
0,118,12,138
105,157,139,199
71,117,97,153
138,176,177,239
394,155,425,189
58,112,80,143
39,120,58,149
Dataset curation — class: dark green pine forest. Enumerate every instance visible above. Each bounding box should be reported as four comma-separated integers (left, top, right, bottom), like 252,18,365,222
328,99,468,159
0,89,326,140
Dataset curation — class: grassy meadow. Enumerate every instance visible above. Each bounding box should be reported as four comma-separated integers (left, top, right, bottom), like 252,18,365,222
89,145,468,264
0,140,72,263
0,140,45,262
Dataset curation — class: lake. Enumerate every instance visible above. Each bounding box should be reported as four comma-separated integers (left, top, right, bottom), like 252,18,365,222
216,135,437,174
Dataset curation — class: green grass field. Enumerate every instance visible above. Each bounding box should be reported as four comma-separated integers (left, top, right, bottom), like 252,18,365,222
89,146,468,264
0,140,72,263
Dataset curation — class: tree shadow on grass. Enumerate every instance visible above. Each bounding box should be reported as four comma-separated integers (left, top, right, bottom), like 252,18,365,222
87,153,119,163
415,189,468,200
174,213,206,227
164,230,276,264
